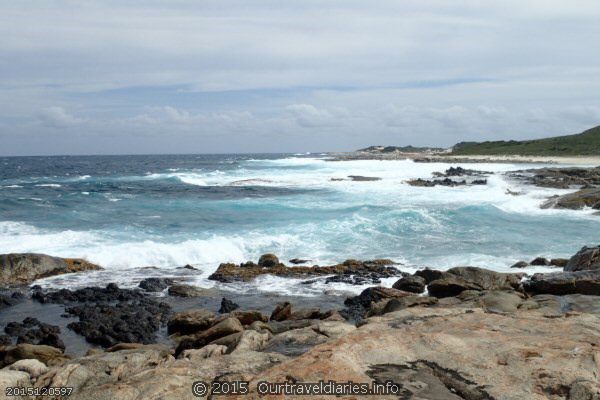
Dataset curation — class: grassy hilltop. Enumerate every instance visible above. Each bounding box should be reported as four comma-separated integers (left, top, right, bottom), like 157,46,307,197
451,125,600,156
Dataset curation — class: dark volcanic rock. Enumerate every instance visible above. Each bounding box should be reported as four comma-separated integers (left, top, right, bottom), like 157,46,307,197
0,253,101,286
511,166,600,189
343,286,412,320
541,188,600,210
4,317,64,350
138,277,174,292
208,258,400,283
0,291,25,309
392,275,426,293
66,298,172,347
32,283,145,304
258,253,279,268
510,261,529,269
524,270,600,295
406,178,486,187
530,257,551,266
289,258,311,264
218,297,239,314
565,245,600,272
432,166,489,177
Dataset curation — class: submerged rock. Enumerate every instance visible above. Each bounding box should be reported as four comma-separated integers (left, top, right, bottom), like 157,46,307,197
4,317,64,350
31,283,145,304
0,253,101,286
209,257,400,283
65,298,172,347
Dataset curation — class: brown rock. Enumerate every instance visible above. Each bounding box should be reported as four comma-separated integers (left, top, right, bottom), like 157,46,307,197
0,253,101,286
257,253,279,268
175,317,243,355
270,302,291,321
167,309,215,335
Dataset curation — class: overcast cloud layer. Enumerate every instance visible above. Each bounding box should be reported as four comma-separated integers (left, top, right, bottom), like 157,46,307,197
1,1,599,155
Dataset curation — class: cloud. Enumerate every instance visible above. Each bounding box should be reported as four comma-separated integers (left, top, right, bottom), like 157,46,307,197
37,106,83,128
0,1,599,154
285,104,349,128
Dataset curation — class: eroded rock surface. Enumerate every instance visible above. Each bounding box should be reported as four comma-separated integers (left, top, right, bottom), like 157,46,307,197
0,253,101,286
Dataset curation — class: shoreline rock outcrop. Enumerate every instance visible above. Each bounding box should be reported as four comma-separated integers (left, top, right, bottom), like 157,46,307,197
208,256,401,283
0,253,101,287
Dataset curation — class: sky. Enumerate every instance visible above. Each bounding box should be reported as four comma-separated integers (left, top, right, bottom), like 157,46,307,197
1,0,600,155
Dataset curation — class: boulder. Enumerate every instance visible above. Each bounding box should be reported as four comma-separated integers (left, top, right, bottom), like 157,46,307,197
510,261,529,269
138,277,173,292
428,267,522,298
550,258,569,267
523,270,600,295
175,317,243,355
257,253,279,268
167,309,214,335
530,257,550,266
0,253,101,286
229,310,268,325
0,344,67,368
414,268,449,284
4,359,48,379
288,308,323,321
167,284,217,298
270,302,292,321
392,275,426,293
565,245,600,272
218,297,239,313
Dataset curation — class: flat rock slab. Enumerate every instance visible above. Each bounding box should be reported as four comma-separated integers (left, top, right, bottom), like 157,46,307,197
231,307,600,399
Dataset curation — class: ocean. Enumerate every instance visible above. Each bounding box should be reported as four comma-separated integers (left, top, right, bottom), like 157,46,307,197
1,153,598,296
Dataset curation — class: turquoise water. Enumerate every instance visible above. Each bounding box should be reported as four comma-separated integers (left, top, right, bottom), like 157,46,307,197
1,154,598,294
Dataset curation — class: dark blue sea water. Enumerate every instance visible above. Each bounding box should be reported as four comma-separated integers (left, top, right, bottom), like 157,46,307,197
1,154,598,294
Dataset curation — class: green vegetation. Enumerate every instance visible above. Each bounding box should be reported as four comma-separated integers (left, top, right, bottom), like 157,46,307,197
451,125,600,156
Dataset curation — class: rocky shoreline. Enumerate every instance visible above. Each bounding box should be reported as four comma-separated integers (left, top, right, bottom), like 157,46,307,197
0,244,599,399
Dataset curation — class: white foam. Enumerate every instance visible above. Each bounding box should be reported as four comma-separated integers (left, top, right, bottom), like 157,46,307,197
35,184,62,188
